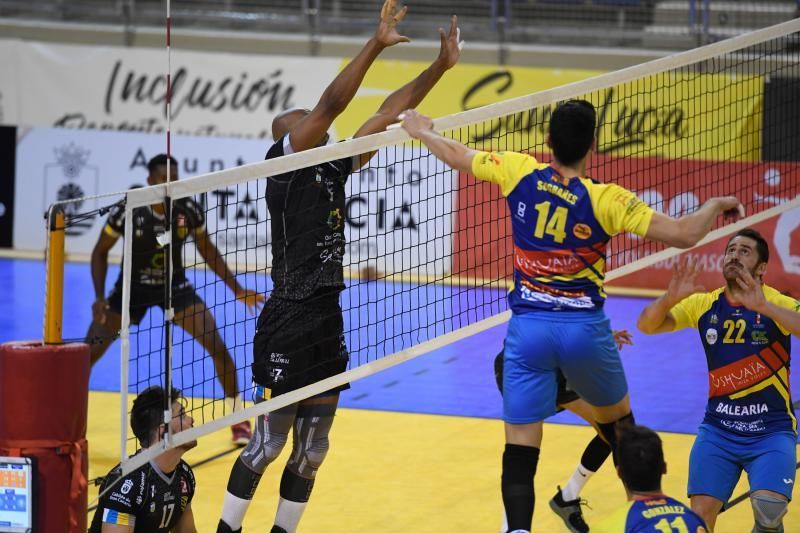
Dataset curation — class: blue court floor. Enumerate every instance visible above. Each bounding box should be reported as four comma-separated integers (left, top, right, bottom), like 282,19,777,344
1,256,799,438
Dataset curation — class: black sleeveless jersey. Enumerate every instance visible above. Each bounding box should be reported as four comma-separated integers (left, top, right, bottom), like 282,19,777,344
89,459,195,532
105,198,205,286
265,135,354,300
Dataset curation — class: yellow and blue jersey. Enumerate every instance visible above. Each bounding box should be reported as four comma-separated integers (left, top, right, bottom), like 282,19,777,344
619,495,708,532
471,151,654,313
671,285,798,436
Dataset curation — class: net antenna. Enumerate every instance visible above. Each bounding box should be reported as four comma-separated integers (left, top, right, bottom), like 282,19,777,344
117,18,800,476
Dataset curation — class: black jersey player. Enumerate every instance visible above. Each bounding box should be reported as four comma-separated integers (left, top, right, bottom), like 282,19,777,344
218,2,463,532
89,386,198,533
86,154,264,445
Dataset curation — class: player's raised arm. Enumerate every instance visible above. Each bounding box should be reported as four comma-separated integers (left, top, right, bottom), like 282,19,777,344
401,109,479,174
281,0,410,152
637,258,705,334
352,15,463,166
645,196,744,249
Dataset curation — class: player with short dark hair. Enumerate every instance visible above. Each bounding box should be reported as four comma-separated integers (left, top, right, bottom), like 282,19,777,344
217,2,463,532
401,100,743,533
85,153,264,445
615,424,708,533
89,386,198,532
638,228,799,531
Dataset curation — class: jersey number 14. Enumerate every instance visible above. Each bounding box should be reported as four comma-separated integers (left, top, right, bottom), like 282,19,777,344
533,201,568,243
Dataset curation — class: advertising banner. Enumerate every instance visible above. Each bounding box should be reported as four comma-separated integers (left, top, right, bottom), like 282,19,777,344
14,128,452,276
2,39,341,139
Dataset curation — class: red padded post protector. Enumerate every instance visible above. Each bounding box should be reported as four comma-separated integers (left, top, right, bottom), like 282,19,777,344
0,341,90,533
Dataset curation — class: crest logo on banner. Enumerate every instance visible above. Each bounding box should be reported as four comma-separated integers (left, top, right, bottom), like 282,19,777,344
43,143,99,236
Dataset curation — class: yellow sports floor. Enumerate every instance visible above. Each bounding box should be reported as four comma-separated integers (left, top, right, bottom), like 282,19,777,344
86,391,797,532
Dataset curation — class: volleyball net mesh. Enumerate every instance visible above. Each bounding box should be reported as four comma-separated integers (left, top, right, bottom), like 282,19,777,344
41,19,799,474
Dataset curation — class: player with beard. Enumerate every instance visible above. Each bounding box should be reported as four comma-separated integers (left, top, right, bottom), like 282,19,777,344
89,386,198,532
638,228,800,532
217,2,463,532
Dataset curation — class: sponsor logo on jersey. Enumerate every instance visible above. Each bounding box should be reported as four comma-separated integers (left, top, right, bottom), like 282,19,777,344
709,313,719,325
751,330,769,345
121,479,133,494
573,223,592,240
715,402,768,416
269,352,290,365
706,328,718,345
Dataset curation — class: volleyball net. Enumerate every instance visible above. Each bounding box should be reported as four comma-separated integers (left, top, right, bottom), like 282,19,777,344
43,18,800,477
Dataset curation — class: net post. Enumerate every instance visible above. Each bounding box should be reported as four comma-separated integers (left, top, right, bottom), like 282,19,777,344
162,195,174,445
43,205,65,345
120,204,134,463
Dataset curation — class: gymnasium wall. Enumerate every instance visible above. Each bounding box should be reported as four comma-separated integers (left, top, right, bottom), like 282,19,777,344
2,39,798,295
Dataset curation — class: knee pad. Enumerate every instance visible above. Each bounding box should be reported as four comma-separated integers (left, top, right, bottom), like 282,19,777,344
240,413,291,473
288,432,330,477
751,493,788,532
287,407,336,478
597,412,634,465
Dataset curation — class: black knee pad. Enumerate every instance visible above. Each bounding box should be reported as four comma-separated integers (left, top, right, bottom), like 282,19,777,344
280,468,315,503
597,412,634,465
226,456,264,500
494,350,504,394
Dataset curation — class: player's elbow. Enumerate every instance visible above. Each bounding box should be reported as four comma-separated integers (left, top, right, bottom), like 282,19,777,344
671,234,697,249
636,316,656,335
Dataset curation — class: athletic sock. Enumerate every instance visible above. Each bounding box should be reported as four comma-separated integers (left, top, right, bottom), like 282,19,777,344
219,457,263,530
219,492,250,531
273,497,308,533
560,464,594,502
502,444,540,531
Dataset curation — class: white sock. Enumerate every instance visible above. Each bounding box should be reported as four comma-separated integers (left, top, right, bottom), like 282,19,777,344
274,497,308,533
561,464,595,502
220,491,251,530
224,396,244,416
